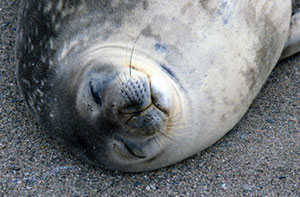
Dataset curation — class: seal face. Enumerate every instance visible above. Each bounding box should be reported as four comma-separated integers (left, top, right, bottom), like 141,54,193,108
16,0,297,172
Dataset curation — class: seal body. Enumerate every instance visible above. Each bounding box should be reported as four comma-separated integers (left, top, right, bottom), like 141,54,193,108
16,0,295,172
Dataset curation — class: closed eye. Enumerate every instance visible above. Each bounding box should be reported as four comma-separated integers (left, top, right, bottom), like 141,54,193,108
89,81,102,107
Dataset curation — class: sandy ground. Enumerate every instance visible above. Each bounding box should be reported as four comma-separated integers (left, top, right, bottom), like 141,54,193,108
1,1,299,196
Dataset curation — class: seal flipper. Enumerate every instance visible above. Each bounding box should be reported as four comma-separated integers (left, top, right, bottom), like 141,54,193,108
280,12,300,59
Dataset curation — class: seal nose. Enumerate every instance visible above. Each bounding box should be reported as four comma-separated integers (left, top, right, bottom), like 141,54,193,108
119,72,152,114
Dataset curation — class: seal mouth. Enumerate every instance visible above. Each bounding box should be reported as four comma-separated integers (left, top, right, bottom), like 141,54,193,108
113,137,153,160
124,142,146,159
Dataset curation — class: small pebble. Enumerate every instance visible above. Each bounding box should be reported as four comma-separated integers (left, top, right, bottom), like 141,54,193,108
243,184,253,192
266,118,275,124
145,186,151,191
278,176,286,180
221,183,227,189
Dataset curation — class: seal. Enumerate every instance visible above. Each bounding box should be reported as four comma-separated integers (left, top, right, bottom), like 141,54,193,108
16,0,300,172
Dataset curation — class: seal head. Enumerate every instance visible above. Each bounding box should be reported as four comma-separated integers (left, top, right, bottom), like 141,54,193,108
50,45,187,172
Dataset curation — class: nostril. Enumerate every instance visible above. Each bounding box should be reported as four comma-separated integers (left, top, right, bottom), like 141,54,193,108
89,80,102,107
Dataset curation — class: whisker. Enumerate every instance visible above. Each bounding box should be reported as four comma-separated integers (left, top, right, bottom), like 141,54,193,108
166,112,183,124
114,71,125,87
156,129,179,143
165,123,193,137
152,134,164,151
167,129,193,137
129,32,142,77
